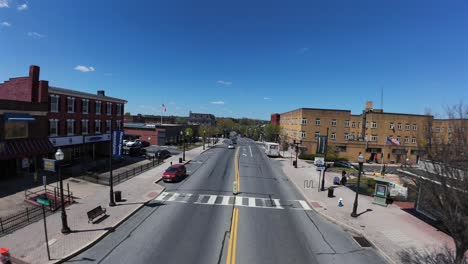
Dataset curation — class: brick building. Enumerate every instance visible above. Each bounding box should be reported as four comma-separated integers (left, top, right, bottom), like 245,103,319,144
279,101,463,164
270,113,280,126
123,114,177,124
188,111,216,126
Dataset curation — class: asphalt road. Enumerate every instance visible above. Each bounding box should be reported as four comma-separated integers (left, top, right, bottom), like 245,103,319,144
67,138,386,264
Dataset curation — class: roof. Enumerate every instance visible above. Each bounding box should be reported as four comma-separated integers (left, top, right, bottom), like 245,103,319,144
49,86,127,103
280,108,351,115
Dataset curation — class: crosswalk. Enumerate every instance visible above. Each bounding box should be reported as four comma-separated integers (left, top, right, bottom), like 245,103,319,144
154,191,312,211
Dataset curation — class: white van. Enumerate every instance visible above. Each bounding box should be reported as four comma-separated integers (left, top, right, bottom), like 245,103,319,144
264,142,280,157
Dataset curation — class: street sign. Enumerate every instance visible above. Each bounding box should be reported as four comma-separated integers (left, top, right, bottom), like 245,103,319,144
43,159,56,172
36,198,50,207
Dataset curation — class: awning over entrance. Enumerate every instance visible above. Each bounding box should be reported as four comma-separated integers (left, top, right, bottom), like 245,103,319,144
0,138,54,160
3,113,36,122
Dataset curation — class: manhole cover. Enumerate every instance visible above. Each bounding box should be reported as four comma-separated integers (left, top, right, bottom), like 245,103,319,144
353,236,372,247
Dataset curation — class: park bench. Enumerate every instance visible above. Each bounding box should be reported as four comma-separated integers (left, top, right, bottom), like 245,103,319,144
87,206,107,223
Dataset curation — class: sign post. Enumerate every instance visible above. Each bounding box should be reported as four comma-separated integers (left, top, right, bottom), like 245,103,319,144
36,195,51,260
43,159,56,172
109,130,124,207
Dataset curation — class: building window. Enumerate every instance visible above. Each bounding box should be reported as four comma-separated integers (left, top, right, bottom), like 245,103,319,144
331,132,336,140
344,133,349,140
95,120,101,134
397,136,401,142
300,131,306,139
116,120,122,130
96,101,101,115
412,137,417,144
351,122,356,128
82,99,89,114
345,120,350,128
81,120,88,135
390,122,394,129
350,133,355,141
358,122,361,128
371,135,378,142
405,123,410,130
106,102,112,115
67,97,75,113
116,104,122,116
440,127,444,132
371,121,377,129
50,95,59,112
448,127,453,133
106,120,112,133
365,121,368,128
316,118,321,126
331,119,337,127
49,119,58,136
397,123,402,130
5,122,29,139
301,118,307,125
413,124,417,131
434,127,440,132
67,119,75,135
404,136,409,143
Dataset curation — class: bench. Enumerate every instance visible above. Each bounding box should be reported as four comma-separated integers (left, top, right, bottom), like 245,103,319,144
87,206,107,223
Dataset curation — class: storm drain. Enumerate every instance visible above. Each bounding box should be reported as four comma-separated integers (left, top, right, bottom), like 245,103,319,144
353,236,373,247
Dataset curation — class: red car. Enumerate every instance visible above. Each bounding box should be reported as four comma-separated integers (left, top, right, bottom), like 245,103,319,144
162,164,187,182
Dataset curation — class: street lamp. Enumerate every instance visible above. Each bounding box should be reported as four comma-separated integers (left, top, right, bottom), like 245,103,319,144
55,148,71,234
203,130,206,150
293,140,301,168
180,131,186,161
351,152,365,218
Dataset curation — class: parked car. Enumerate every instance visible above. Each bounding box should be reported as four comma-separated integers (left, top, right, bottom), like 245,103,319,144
228,144,234,149
162,164,187,182
140,141,150,147
126,139,141,147
155,149,171,159
129,147,146,156
333,161,356,169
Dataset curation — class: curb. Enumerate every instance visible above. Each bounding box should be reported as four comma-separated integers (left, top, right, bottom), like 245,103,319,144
53,187,166,264
285,163,396,264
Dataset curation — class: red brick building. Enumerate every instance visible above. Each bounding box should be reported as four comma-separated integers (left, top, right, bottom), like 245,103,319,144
270,113,280,126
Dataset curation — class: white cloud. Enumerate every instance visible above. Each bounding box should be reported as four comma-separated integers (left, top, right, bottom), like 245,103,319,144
27,32,45,38
17,3,27,10
263,97,271,100
74,65,95,72
1,21,11,27
211,101,225,105
0,0,9,8
216,80,232,86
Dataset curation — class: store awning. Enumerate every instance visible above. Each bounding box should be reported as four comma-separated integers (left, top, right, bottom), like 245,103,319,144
3,113,36,122
0,138,54,160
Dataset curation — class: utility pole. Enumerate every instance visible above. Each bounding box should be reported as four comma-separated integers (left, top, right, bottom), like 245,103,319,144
320,128,329,191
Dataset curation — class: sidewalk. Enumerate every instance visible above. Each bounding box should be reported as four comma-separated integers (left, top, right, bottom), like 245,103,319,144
0,144,213,264
278,155,454,264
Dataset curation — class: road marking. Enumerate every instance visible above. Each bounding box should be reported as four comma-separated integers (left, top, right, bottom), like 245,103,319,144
235,196,243,206
154,192,169,201
178,193,192,203
227,208,239,264
248,197,256,207
220,195,232,206
207,195,217,205
271,198,283,209
166,193,179,202
298,200,312,210
249,145,253,157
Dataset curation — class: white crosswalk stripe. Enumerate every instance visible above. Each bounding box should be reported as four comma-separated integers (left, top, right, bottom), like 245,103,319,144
155,192,312,211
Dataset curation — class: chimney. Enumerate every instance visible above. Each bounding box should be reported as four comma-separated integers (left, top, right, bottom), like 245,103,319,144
97,90,105,96
365,101,373,111
30,65,40,102
29,65,40,83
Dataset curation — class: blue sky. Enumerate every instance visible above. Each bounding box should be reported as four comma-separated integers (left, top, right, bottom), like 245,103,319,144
1,0,467,119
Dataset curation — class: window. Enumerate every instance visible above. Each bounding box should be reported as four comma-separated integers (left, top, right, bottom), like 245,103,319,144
67,119,75,135
95,120,101,134
344,133,349,140
301,118,307,125
5,122,28,139
316,118,321,126
82,99,89,114
300,131,306,138
405,123,410,130
116,120,122,130
331,119,337,127
389,122,394,129
81,120,89,135
397,123,402,130
50,95,59,112
412,137,417,144
440,127,444,132
413,124,417,131
365,121,368,128
351,122,356,128
106,102,112,115
371,121,377,129
397,136,401,142
371,135,378,142
106,120,112,133
404,136,409,143
95,101,102,115
67,97,75,113
116,104,122,116
345,120,350,127
49,119,58,136
331,132,336,140
350,133,355,141
434,127,440,132
314,131,320,138
358,122,361,128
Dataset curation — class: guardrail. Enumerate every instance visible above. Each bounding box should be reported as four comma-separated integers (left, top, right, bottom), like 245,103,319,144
0,205,54,237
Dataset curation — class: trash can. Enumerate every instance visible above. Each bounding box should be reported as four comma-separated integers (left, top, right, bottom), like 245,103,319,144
114,191,122,202
293,161,297,167
179,157,183,163
328,187,334,198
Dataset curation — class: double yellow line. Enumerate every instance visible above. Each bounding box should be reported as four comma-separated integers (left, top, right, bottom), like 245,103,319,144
227,147,241,264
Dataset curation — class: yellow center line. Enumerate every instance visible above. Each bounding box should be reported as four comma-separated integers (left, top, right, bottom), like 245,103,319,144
226,208,239,264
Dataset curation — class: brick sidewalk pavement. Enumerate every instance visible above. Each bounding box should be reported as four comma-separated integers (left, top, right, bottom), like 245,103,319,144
277,156,454,264
0,143,215,264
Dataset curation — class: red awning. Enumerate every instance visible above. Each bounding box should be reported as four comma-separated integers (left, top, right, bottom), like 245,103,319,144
0,138,54,160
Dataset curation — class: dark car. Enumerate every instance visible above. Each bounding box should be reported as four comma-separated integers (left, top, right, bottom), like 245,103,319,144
129,147,146,156
333,161,356,169
140,141,150,147
155,149,171,160
162,164,187,182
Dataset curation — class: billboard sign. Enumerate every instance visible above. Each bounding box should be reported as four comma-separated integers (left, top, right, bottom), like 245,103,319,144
112,130,124,157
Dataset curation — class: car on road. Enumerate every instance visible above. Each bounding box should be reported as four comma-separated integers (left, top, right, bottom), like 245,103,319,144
126,139,141,147
162,164,187,182
155,149,171,159
333,161,357,170
228,144,234,149
140,141,150,147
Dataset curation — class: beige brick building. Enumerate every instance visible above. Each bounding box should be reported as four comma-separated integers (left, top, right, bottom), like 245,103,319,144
279,102,464,164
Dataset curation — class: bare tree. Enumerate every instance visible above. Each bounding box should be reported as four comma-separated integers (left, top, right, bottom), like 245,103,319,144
399,246,467,264
401,103,468,264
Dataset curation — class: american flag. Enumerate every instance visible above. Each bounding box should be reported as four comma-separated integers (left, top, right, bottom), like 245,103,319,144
162,104,166,113
386,136,400,146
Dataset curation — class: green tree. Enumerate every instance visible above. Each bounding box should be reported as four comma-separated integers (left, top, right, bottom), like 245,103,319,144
124,112,131,116
264,124,281,142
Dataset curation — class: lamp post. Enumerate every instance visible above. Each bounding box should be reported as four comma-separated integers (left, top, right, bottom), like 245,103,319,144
203,130,206,150
293,139,301,168
180,131,186,161
320,127,330,191
55,148,71,234
351,152,365,218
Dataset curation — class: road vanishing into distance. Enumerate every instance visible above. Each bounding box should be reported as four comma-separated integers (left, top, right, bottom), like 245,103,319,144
68,138,386,264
